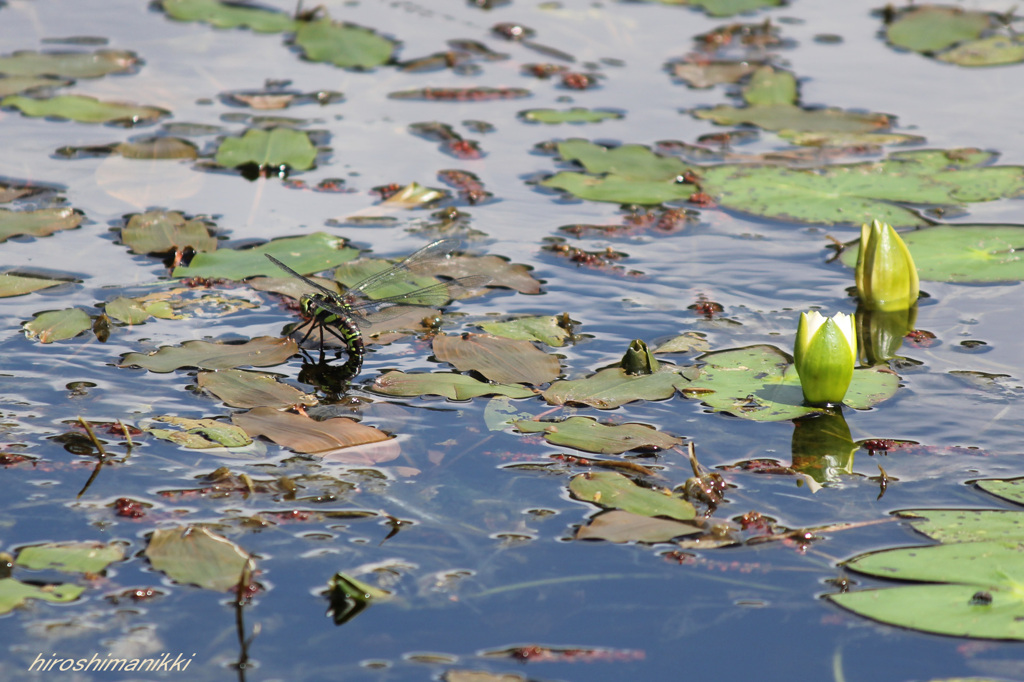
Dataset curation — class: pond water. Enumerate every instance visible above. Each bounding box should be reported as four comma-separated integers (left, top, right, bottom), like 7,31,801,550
2,0,1024,680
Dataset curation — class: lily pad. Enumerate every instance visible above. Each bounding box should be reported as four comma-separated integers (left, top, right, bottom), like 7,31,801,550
831,540,1024,640
575,509,702,543
161,0,298,33
120,210,217,255
684,345,899,421
669,60,761,88
899,510,1024,544
119,336,298,372
145,526,252,592
371,371,537,400
2,94,169,125
975,478,1024,506
642,0,783,18
197,369,318,409
214,127,318,172
569,471,695,520
293,16,397,69
654,332,710,354
0,75,73,97
114,136,199,159
24,308,92,343
173,232,357,279
0,49,138,78
16,541,124,573
477,315,572,346
0,207,82,243
146,416,254,449
838,225,1024,283
432,333,561,385
937,36,1024,67
104,296,178,324
885,6,993,54
519,108,623,124
515,416,681,454
0,579,83,615
231,406,392,456
0,273,65,297
543,365,698,409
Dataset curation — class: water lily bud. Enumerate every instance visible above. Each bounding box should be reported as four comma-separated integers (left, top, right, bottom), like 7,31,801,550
621,339,658,375
794,311,857,406
855,219,919,311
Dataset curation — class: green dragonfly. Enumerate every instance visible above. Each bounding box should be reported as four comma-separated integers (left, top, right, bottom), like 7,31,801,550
266,238,486,372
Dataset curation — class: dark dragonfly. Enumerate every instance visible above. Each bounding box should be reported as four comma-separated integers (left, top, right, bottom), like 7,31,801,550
266,238,486,372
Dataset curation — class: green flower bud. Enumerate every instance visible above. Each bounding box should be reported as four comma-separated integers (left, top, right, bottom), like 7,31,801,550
794,311,857,406
855,219,920,311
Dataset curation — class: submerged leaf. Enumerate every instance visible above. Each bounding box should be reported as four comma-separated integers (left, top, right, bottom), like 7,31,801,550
119,337,298,372
575,510,702,543
198,369,317,409
515,416,680,454
2,94,168,125
0,579,83,615
433,333,560,385
146,526,251,592
569,471,695,520
147,416,254,448
231,406,393,457
371,371,536,400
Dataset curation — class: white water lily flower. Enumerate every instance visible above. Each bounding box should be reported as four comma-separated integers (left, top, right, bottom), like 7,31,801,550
794,311,857,406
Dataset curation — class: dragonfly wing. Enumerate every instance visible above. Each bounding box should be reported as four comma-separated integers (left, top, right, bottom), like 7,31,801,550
344,238,461,298
265,254,346,302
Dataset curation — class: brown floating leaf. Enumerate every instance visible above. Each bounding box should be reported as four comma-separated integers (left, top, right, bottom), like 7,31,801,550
0,207,82,243
120,209,217,255
433,333,560,385
232,406,393,460
575,510,702,543
436,255,541,294
119,337,298,372
371,370,537,400
145,526,251,592
198,369,317,409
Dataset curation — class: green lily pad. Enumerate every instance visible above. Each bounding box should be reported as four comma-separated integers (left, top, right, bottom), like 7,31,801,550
885,5,993,54
975,478,1024,506
2,94,169,125
697,149,1024,227
0,207,82,243
119,336,298,372
569,471,695,520
641,0,783,18
173,232,357,279
293,16,397,69
779,131,926,147
214,127,318,172
145,526,252,592
899,510,1024,544
694,103,892,134
121,210,217,255
146,416,254,449
0,75,73,97
161,0,299,33
231,407,392,456
519,108,623,124
543,365,698,409
575,509,702,543
0,49,138,78
16,541,124,573
515,416,681,454
937,36,1024,67
684,345,899,421
654,332,710,354
0,579,83,615
838,225,1024,283
371,371,537,400
24,308,92,343
432,333,561,385
0,273,65,297
831,540,1024,640
104,296,178,325
477,315,572,347
197,369,318,409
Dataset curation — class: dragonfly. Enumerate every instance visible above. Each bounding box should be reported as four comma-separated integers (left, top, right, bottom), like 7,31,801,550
265,238,487,373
